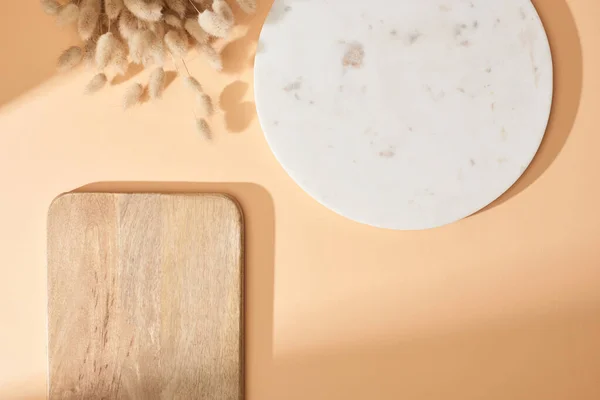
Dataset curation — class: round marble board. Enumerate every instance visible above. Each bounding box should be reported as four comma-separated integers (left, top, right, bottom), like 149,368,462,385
255,0,553,230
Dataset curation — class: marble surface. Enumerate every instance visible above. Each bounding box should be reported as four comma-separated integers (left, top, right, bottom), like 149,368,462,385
255,0,553,230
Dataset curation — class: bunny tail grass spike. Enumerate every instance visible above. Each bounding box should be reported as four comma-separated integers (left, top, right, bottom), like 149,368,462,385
123,83,144,109
195,92,213,118
165,14,183,29
57,3,80,26
110,39,129,75
42,0,257,133
184,18,208,45
148,21,166,39
198,9,231,38
57,46,83,71
236,0,256,14
140,31,165,66
85,73,108,94
41,0,61,15
78,0,101,41
164,30,189,57
213,0,234,25
95,32,118,69
105,0,124,21
165,0,187,18
213,0,235,26
149,67,166,99
118,8,138,39
195,118,211,140
124,0,163,22
184,76,203,94
129,30,153,64
82,40,96,66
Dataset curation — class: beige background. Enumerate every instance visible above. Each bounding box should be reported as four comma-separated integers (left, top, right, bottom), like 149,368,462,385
1,0,599,399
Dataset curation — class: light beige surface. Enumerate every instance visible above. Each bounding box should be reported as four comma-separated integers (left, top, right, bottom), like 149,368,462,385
47,193,243,399
1,0,600,399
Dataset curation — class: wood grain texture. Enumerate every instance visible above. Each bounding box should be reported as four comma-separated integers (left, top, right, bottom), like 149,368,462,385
47,193,244,400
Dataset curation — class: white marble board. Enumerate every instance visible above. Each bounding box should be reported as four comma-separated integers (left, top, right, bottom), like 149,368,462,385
255,0,553,230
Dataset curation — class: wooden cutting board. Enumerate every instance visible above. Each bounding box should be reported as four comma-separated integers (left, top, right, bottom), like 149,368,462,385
47,193,244,400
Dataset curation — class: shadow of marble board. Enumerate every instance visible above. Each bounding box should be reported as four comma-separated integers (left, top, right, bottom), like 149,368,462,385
47,193,244,399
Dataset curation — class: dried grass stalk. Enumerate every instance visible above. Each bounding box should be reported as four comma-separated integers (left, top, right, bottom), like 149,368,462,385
118,8,138,39
57,46,83,71
165,0,186,18
123,83,144,109
165,13,183,28
96,32,118,69
105,0,124,20
195,118,211,139
198,10,231,38
57,3,80,26
197,44,222,71
78,0,101,41
85,73,107,94
124,0,163,22
184,18,208,45
194,93,213,117
41,0,61,15
148,67,166,99
43,0,255,134
164,30,189,57
213,0,234,25
236,0,256,14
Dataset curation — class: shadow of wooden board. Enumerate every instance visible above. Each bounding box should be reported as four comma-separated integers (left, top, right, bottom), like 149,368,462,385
47,193,244,399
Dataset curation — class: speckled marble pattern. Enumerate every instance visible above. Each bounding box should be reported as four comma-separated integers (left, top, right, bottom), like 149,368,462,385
255,0,553,230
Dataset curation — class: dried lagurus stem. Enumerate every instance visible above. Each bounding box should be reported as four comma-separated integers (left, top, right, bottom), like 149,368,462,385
164,30,189,57
57,3,80,26
85,73,108,94
105,0,124,20
148,67,166,99
195,118,211,140
124,0,163,22
78,0,101,41
41,0,61,15
123,83,144,109
236,0,256,14
185,18,208,45
57,46,83,71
